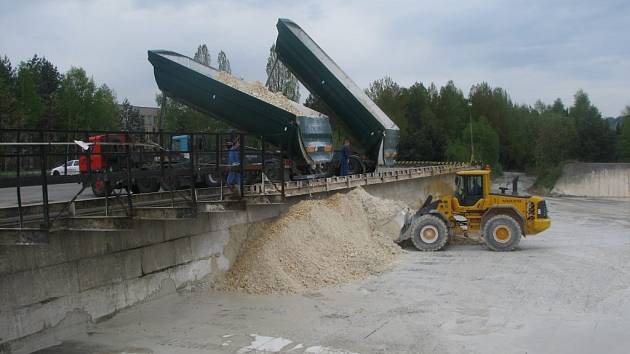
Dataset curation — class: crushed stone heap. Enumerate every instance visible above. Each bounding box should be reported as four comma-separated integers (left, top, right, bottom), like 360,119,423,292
221,187,407,294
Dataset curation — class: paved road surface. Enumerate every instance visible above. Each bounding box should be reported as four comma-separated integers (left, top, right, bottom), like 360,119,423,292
0,183,93,208
31,196,630,354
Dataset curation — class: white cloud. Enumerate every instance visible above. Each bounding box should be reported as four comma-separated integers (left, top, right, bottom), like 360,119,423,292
1,0,628,116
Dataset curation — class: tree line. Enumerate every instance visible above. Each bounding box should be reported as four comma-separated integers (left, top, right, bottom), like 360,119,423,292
354,78,629,184
0,55,125,131
3,50,629,184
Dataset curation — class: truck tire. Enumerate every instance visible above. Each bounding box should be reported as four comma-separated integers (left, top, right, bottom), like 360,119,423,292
204,172,220,187
91,177,110,197
160,174,180,191
136,177,160,193
482,214,522,251
410,214,449,251
348,155,365,175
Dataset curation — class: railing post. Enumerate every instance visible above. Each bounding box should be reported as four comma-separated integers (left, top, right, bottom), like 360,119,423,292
39,130,50,229
281,143,285,199
125,135,134,216
217,133,223,201
189,133,198,211
261,135,265,194
16,130,23,228
239,133,245,198
85,131,92,193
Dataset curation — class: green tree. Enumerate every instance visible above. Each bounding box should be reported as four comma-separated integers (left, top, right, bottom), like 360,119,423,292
0,55,18,128
57,67,119,130
15,66,44,128
22,55,61,129
217,50,231,73
569,90,615,161
617,106,630,161
366,77,406,133
119,99,144,132
435,81,467,140
193,44,210,66
265,43,300,102
534,112,577,168
447,116,499,168
550,98,568,116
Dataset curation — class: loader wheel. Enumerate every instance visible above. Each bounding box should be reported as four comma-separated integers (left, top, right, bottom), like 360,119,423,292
483,215,522,251
410,214,449,251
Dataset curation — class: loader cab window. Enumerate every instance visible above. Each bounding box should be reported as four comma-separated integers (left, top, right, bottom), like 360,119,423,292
455,175,484,206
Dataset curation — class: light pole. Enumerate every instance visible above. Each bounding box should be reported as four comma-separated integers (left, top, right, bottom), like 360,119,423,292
468,101,474,163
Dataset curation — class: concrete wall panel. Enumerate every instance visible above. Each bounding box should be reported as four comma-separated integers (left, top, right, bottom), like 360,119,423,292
553,163,630,197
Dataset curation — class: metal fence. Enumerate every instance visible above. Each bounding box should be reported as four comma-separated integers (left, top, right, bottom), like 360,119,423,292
0,129,285,231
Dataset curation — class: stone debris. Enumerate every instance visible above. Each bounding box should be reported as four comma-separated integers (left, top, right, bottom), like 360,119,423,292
221,187,406,294
214,71,323,117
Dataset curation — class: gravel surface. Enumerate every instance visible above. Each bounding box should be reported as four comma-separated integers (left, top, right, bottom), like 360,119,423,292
33,196,630,354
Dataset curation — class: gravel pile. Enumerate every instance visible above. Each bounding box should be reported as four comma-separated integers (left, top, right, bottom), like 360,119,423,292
221,187,406,294
214,71,322,117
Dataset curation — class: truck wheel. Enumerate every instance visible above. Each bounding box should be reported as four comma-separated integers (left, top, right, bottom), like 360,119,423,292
348,155,365,175
204,173,220,187
410,214,449,251
136,177,160,193
160,174,179,191
91,177,110,197
483,215,522,251
264,160,282,182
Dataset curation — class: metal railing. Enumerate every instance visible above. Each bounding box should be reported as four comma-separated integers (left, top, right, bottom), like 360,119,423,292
0,129,285,235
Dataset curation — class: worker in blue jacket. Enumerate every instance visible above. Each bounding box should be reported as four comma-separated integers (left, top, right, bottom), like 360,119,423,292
227,138,241,190
340,138,351,176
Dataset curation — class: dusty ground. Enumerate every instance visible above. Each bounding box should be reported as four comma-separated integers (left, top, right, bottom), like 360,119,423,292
33,196,630,354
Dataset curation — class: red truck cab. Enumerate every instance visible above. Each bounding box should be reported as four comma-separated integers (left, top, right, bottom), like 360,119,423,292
79,134,127,172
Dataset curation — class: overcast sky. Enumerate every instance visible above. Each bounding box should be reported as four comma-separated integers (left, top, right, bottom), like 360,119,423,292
1,0,628,116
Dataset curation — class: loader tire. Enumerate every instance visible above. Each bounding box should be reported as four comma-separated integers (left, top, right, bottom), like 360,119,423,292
410,214,449,251
483,214,521,251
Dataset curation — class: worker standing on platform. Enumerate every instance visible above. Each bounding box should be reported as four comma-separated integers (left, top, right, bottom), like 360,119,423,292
227,137,241,194
340,138,351,176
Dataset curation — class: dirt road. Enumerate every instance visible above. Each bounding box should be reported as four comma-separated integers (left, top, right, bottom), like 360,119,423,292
34,197,630,354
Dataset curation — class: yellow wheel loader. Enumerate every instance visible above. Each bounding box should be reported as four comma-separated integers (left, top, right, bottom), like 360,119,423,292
397,167,550,251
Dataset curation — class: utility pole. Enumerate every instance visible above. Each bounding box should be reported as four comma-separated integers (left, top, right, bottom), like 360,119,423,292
468,101,474,163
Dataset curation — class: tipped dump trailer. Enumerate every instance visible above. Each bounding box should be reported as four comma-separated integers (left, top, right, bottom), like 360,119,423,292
274,18,400,172
148,50,333,179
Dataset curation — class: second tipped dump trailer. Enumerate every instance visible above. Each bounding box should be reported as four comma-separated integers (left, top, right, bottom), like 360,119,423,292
148,50,333,180
274,18,400,173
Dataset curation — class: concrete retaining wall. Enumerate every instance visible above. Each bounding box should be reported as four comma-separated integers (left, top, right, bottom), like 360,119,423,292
0,173,457,353
552,163,630,197
0,204,289,353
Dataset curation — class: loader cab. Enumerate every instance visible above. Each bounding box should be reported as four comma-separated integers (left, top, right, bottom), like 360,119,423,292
454,170,490,207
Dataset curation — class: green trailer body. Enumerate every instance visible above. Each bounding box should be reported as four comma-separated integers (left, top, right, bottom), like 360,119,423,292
147,50,332,167
275,18,400,167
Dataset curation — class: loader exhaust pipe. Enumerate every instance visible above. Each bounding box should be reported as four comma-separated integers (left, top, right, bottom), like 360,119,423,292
512,176,519,195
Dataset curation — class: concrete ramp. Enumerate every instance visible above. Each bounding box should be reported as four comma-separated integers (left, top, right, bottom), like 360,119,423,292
552,163,630,197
